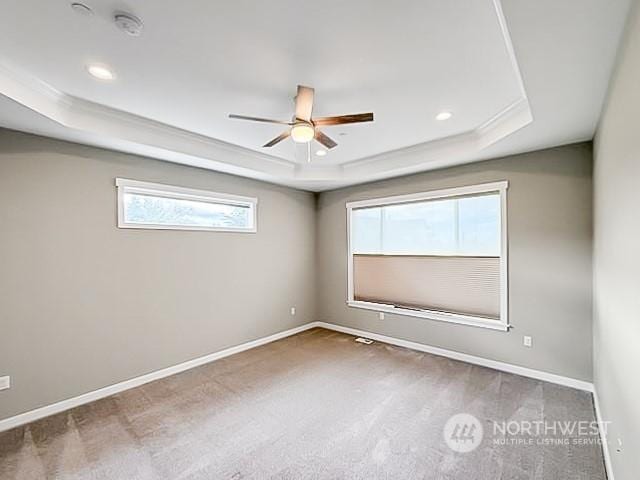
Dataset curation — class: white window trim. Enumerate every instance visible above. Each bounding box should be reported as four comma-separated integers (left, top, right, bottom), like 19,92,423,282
116,178,258,233
345,181,510,331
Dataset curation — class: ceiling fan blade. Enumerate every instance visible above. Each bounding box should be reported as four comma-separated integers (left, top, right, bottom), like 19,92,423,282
313,112,374,126
295,85,314,121
229,114,292,125
315,130,337,149
263,130,290,147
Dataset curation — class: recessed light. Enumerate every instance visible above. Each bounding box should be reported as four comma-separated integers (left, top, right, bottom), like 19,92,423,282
87,64,115,81
436,111,453,121
316,149,327,157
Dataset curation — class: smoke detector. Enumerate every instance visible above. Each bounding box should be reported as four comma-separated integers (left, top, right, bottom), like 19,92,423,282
114,12,143,36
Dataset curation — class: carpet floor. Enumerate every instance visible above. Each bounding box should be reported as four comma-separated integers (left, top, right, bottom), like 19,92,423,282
0,327,605,479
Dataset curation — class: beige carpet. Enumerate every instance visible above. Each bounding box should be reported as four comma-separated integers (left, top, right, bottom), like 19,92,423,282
0,328,605,479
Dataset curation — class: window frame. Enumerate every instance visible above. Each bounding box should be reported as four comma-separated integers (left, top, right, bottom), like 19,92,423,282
346,181,509,331
116,178,258,233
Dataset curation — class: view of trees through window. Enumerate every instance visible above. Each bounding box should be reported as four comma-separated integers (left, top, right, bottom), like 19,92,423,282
124,193,250,228
351,193,500,256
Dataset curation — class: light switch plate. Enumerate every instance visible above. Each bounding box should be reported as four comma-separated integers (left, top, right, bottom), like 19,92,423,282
290,307,296,316
0,376,10,391
523,336,532,347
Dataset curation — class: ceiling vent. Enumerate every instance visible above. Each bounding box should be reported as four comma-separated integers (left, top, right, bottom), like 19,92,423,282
70,2,93,16
114,12,143,37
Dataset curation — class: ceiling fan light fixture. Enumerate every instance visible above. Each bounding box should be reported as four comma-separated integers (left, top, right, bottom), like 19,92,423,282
229,85,373,149
290,123,315,143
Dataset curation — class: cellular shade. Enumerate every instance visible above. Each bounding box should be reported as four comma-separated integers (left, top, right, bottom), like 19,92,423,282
353,254,501,319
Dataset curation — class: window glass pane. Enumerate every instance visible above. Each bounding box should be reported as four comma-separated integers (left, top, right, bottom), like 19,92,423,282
458,194,500,256
350,192,501,256
352,207,382,253
381,199,456,255
124,193,250,228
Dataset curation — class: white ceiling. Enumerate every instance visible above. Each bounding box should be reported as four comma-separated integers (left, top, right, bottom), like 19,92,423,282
0,0,631,191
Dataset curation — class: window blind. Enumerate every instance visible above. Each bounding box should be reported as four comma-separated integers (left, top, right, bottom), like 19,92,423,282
353,254,500,319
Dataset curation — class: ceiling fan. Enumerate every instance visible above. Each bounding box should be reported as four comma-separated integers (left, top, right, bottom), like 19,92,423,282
229,85,374,151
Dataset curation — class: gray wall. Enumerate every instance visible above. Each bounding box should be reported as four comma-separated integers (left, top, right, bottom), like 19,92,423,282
0,129,598,423
593,1,640,478
317,143,593,381
0,129,316,421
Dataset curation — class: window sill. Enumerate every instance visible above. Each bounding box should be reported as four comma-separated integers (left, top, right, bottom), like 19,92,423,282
117,223,257,233
346,300,510,331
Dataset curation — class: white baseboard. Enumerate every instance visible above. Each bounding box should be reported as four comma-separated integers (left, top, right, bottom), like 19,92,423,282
315,321,594,392
0,322,317,433
0,320,594,433
593,389,614,480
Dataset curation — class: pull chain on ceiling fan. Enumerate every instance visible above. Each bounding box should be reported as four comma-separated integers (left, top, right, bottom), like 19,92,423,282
229,85,374,152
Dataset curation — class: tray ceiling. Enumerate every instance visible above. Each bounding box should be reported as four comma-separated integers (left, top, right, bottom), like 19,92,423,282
0,0,631,190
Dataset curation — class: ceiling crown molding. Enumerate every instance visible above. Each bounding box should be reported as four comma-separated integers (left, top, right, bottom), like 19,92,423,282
338,97,531,183
0,0,531,190
0,61,298,181
327,0,532,184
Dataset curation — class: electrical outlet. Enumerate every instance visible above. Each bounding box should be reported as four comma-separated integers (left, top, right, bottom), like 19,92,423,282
290,307,296,316
523,336,532,347
378,312,385,320
0,376,10,391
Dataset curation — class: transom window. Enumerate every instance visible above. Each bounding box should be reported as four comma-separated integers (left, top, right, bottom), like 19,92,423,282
116,178,257,232
346,182,508,330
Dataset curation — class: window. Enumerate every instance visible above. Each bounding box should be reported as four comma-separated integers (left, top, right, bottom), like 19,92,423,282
347,181,508,330
116,178,257,232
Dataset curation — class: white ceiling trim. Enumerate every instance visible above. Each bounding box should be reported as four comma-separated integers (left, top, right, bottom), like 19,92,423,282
0,61,297,180
0,0,532,189
337,97,532,182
